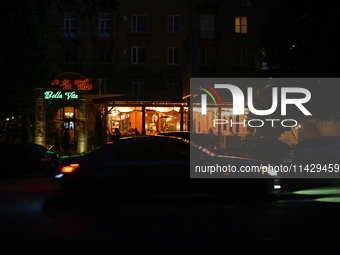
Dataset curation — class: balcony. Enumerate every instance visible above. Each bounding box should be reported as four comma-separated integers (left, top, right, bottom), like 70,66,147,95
129,64,149,74
60,28,81,38
95,63,114,73
95,28,117,38
199,30,220,40
63,63,81,72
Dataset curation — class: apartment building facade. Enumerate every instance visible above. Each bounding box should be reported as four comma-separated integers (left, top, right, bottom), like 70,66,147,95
35,0,266,152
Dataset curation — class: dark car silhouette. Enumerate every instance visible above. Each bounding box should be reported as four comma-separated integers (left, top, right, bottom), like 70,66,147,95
223,138,294,166
59,136,280,204
158,131,220,154
0,144,60,177
293,136,340,166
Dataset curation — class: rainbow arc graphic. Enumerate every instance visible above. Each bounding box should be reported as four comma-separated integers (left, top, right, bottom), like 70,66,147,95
197,82,222,106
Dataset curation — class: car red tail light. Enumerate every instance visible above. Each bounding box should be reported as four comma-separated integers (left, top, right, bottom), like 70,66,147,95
61,164,79,173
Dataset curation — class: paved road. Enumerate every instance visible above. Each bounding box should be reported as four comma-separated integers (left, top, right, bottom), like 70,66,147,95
1,176,340,254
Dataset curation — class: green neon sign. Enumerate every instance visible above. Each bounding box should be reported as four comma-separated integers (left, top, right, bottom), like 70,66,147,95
44,91,79,100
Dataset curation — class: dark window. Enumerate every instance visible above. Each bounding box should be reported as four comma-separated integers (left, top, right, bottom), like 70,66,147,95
168,48,179,64
132,15,147,32
64,13,77,37
132,46,147,64
99,13,112,37
200,48,214,65
100,46,112,63
65,46,77,62
235,49,247,66
168,15,180,33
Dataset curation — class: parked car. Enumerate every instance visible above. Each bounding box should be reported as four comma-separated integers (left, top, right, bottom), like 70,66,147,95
0,144,60,177
59,136,280,204
158,131,220,154
223,138,294,166
293,136,340,165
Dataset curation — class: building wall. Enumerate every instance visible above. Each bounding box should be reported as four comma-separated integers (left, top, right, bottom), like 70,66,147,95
45,0,266,97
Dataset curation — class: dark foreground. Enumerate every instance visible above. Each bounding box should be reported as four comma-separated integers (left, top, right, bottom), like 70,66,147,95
1,176,340,254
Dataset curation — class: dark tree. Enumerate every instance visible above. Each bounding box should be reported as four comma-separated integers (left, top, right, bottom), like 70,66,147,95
262,0,340,77
0,1,53,143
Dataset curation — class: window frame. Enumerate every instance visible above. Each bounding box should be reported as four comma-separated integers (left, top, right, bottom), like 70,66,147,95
167,82,179,91
64,46,77,63
132,81,146,94
98,13,112,37
168,15,180,33
99,46,112,63
63,12,77,38
235,16,247,34
132,14,147,32
167,47,179,65
235,48,247,66
199,47,215,65
131,46,147,64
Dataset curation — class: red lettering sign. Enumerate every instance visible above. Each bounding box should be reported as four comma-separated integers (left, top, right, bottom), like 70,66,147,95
60,79,72,90
74,79,93,91
50,79,93,91
51,79,60,86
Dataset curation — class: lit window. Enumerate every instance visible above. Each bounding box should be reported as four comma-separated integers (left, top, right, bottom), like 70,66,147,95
131,46,147,64
168,15,180,33
132,15,147,32
168,48,179,65
235,17,247,34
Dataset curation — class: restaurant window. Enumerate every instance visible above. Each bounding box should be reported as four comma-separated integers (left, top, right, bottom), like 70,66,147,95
132,14,147,32
235,115,240,133
131,46,147,64
107,107,143,135
63,13,77,37
168,15,180,33
235,16,247,34
168,47,179,65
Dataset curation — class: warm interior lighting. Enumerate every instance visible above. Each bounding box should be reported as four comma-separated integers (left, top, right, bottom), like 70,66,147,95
61,164,79,173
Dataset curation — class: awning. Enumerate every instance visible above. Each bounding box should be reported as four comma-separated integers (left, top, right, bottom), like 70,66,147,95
92,90,187,104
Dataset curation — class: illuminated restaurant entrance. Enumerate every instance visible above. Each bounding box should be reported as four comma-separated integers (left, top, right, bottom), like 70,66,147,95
35,72,102,154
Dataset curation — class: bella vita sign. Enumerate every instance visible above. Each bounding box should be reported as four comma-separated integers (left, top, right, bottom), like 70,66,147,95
44,91,79,100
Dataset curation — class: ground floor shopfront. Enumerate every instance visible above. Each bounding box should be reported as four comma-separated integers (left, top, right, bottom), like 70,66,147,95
93,92,189,138
34,73,189,154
